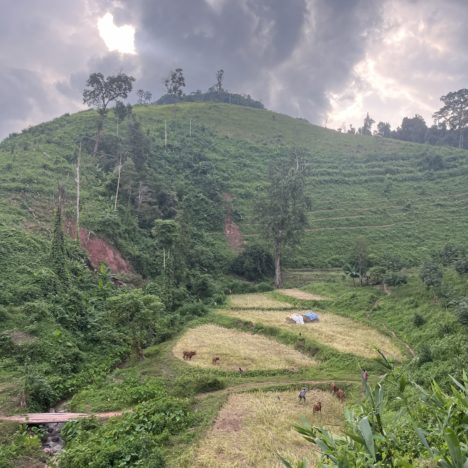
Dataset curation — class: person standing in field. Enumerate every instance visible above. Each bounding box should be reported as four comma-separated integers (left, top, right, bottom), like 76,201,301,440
361,369,369,393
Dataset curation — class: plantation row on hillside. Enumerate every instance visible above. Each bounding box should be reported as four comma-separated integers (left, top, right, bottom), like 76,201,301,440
2,102,467,273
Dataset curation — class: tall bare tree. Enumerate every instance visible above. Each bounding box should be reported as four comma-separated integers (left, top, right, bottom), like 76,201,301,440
257,152,310,288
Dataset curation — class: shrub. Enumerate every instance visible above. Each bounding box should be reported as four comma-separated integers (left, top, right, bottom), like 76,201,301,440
454,257,468,275
418,344,433,365
419,262,442,289
438,322,455,336
455,299,468,326
383,272,408,286
367,266,386,285
413,313,425,327
230,244,274,281
176,303,209,319
172,376,225,396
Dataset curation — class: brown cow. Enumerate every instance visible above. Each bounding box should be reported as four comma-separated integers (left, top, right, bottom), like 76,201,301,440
330,383,338,394
183,351,196,360
336,388,345,402
313,401,322,414
212,356,220,365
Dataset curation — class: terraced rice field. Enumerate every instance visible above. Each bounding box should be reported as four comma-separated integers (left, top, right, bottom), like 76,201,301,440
276,288,330,301
220,308,402,360
192,389,343,467
172,324,315,371
228,294,294,309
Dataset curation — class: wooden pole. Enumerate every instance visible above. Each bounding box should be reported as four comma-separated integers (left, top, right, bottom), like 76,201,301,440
76,141,81,244
164,120,167,148
189,119,192,137
114,155,122,211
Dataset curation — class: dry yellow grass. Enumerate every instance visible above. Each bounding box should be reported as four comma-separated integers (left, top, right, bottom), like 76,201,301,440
277,288,330,301
228,293,294,309
191,390,343,467
220,309,402,360
172,325,315,371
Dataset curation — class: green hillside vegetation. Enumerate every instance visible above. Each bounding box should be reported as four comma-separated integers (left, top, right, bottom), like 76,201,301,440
2,102,468,269
0,102,467,466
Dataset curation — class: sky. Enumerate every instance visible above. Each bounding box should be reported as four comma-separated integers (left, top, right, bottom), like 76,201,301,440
1,0,467,139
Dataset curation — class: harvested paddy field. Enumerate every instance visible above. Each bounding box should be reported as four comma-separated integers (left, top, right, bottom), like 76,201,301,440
173,325,315,371
220,309,402,360
276,288,330,301
228,293,294,309
192,390,343,467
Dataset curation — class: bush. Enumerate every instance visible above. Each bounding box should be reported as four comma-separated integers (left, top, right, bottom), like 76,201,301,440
455,299,468,326
454,257,468,275
419,261,442,289
175,303,209,319
413,313,425,327
60,396,192,467
367,266,386,285
418,344,433,365
188,273,216,300
230,244,274,281
383,272,408,286
172,376,225,396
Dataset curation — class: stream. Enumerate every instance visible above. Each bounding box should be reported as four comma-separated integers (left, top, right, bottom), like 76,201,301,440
42,402,68,456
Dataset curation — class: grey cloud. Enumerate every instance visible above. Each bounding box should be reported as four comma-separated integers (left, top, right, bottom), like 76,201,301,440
2,0,468,140
112,0,383,124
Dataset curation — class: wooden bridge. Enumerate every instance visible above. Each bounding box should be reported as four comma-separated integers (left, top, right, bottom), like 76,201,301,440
0,411,124,425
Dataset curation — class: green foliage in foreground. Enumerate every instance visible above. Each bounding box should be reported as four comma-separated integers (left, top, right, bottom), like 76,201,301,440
287,371,468,467
60,396,193,467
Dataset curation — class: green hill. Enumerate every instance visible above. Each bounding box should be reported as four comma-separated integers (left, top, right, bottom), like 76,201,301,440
0,102,467,467
1,102,467,275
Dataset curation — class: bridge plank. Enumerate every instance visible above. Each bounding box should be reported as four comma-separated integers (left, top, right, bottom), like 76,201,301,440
0,411,124,424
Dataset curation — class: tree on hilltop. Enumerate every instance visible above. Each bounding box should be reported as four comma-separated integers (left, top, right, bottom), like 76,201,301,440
377,121,391,137
83,72,135,155
358,113,375,136
433,88,468,148
164,68,186,97
136,89,152,104
257,152,310,288
214,69,224,92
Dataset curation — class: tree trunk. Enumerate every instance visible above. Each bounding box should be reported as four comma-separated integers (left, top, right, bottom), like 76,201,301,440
93,115,105,156
114,156,122,211
274,240,283,288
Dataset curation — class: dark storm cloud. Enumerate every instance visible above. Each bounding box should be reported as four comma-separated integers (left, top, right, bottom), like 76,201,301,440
112,0,383,123
2,0,468,139
123,0,309,94
0,0,118,138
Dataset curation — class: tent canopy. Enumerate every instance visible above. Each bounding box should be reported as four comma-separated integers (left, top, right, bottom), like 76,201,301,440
303,311,319,321
286,313,304,325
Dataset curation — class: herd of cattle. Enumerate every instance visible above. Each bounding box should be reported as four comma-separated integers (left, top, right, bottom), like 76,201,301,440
182,349,346,415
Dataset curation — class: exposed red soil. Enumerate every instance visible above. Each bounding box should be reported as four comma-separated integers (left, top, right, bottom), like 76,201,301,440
65,221,132,274
223,193,243,250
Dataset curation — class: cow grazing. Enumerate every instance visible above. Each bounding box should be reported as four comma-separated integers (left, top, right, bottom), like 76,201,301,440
331,383,338,394
183,351,196,360
239,367,244,374
212,356,220,365
313,401,322,414
336,388,345,402
298,387,308,403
